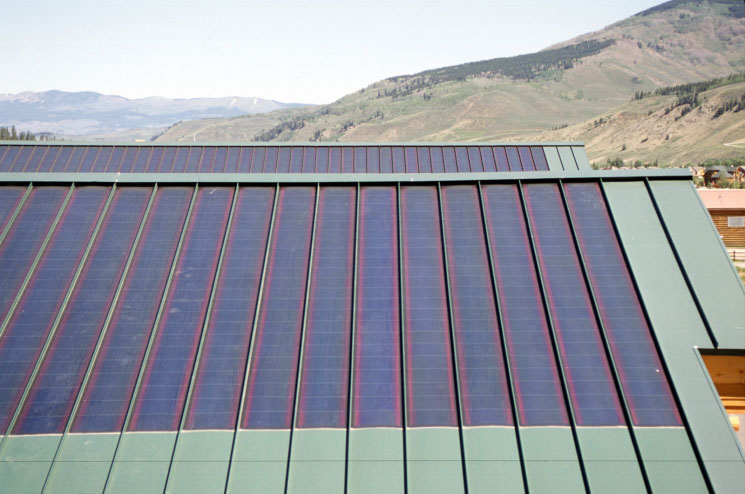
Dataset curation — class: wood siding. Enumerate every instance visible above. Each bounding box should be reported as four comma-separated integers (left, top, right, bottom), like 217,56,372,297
710,209,745,246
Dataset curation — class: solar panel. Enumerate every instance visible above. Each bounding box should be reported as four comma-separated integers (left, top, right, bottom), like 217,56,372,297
185,187,274,430
13,187,151,434
0,186,109,433
71,187,193,432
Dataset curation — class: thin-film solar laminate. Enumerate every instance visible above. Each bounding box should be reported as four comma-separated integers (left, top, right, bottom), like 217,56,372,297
211,147,227,173
343,147,354,173
523,183,623,426
0,186,26,236
367,147,380,173
494,147,509,172
71,187,193,433
158,147,177,173
24,147,47,172
171,148,190,173
76,147,98,172
455,147,470,172
0,187,69,325
185,187,274,430
129,187,232,431
63,147,85,172
430,147,445,173
9,146,33,172
277,147,291,173
443,148,457,173
506,147,522,171
297,187,355,428
329,147,342,173
36,146,60,172
355,147,367,173
303,148,317,173
518,147,535,171
480,147,496,172
145,147,164,173
118,147,138,173
401,186,457,427
183,147,200,173
13,187,151,434
242,186,315,429
50,147,73,172
0,186,109,433
227,147,243,173
91,147,113,173
564,183,682,426
107,147,126,173
198,147,216,173
290,148,303,173
353,187,402,428
531,147,549,171
481,184,568,425
467,147,483,172
380,147,393,173
417,148,432,173
0,146,20,171
250,147,265,173
133,148,153,173
442,185,512,426
315,147,329,173
405,147,418,173
263,147,279,173
392,147,405,173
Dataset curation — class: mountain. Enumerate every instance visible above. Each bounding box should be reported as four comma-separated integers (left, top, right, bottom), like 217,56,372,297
156,0,745,166
0,90,308,137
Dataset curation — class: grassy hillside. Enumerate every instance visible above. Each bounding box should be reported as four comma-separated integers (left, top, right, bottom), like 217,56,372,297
157,1,745,165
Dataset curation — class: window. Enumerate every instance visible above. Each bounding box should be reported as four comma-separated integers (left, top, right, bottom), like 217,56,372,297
727,216,745,228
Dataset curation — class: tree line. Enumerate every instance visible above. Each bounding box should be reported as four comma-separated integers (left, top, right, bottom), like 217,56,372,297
0,126,36,141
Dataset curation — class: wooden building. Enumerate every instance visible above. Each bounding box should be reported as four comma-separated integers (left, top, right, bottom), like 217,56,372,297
698,188,745,246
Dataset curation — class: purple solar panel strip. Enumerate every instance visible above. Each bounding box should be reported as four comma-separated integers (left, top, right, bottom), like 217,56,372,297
518,147,535,171
493,147,509,172
71,187,192,433
380,147,393,173
0,146,20,171
290,147,303,173
405,147,418,173
227,147,243,173
185,147,202,173
505,147,522,171
0,186,108,433
22,147,44,172
133,148,153,173
242,186,315,429
354,147,367,173
13,187,151,434
524,184,623,426
564,183,682,426
354,187,401,427
212,147,228,172
129,187,232,431
119,147,139,173
342,147,354,173
75,147,97,172
442,185,512,426
159,147,178,172
417,147,432,173
366,147,379,173
455,147,470,172
302,148,317,173
297,187,355,428
480,147,496,172
443,147,457,173
9,146,33,171
185,187,274,430
481,184,568,425
401,186,457,427
198,147,215,173
392,147,405,173
430,147,445,173
264,147,279,173
329,147,342,173
145,147,164,173
0,186,25,234
277,147,291,173
467,147,483,172
107,147,126,173
250,148,265,173
315,147,329,173
531,147,549,171
91,147,113,172
51,147,73,172
36,146,60,172
0,187,68,323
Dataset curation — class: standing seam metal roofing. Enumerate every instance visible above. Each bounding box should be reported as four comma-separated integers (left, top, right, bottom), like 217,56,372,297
0,143,743,494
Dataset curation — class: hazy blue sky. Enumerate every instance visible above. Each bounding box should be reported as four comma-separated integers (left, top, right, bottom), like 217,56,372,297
3,0,663,103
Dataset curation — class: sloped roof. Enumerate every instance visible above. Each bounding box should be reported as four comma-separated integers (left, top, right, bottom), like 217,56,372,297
0,143,742,494
698,188,745,210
